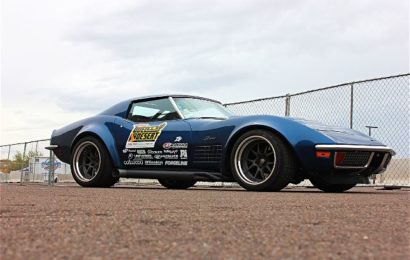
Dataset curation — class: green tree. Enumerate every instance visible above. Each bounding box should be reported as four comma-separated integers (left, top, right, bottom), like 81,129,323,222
10,150,43,171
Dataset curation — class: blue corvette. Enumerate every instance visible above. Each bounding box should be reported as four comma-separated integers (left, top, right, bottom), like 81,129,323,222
48,95,395,192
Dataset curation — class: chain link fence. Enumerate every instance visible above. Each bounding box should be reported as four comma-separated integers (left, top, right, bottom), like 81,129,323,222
0,139,65,184
0,139,159,186
227,73,410,186
1,74,409,186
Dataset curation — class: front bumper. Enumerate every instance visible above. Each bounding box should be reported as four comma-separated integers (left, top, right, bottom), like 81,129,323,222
316,144,395,155
315,144,395,174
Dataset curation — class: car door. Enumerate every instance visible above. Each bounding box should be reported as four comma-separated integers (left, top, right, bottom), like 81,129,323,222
112,98,192,169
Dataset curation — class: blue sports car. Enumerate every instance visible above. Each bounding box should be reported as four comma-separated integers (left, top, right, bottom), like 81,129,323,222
47,95,395,192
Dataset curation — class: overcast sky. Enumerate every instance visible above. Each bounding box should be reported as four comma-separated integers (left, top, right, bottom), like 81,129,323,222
1,0,409,144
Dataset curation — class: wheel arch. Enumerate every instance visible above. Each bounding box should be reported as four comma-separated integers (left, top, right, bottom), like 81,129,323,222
71,129,121,168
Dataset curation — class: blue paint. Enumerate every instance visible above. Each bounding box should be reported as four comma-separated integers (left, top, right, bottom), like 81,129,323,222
50,95,387,178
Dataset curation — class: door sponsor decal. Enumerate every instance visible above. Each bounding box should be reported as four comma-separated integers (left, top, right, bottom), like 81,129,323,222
123,149,189,167
122,129,189,167
163,142,188,149
123,154,144,165
165,161,188,166
180,149,188,159
126,122,167,148
145,160,164,166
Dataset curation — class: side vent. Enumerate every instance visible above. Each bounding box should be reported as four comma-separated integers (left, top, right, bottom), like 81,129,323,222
193,145,223,163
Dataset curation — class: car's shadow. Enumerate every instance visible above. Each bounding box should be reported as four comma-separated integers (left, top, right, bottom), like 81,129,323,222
108,184,407,195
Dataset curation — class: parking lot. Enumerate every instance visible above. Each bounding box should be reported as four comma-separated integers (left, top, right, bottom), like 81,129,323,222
1,183,409,259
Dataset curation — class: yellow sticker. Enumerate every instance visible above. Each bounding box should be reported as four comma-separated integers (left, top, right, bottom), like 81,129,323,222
126,122,167,149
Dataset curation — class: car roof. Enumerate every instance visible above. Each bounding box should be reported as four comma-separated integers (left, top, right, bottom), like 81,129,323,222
100,94,222,117
128,94,222,104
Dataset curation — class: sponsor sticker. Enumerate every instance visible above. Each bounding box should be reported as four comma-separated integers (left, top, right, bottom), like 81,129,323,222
164,161,188,166
153,154,179,160
163,142,188,149
126,122,167,149
123,148,137,154
145,160,164,166
133,154,153,159
147,150,163,155
180,150,188,159
123,159,143,166
164,150,178,154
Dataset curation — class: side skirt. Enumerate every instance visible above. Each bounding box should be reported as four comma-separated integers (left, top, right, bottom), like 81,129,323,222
117,169,230,182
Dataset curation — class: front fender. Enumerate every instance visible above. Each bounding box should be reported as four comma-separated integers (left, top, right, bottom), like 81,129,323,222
223,116,335,171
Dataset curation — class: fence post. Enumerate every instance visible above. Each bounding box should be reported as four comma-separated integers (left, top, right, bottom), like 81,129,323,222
19,142,27,185
285,94,291,116
32,159,36,182
48,150,54,186
51,152,55,186
6,145,11,183
350,84,354,129
33,141,39,182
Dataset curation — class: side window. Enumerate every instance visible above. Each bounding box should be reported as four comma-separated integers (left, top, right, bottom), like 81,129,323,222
127,98,180,122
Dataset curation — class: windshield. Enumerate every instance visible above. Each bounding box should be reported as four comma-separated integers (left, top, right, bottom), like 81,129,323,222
173,98,232,119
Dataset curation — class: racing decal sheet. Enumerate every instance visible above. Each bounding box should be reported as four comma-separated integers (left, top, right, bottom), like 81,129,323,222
126,122,167,148
123,123,188,167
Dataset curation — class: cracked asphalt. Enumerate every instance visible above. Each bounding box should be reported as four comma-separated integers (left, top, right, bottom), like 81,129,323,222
1,183,409,259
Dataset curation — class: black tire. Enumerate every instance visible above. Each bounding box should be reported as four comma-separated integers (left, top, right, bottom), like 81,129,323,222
70,136,119,187
158,178,196,189
230,130,297,191
309,177,356,193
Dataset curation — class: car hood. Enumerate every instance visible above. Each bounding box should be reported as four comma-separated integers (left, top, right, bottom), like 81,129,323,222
289,118,385,146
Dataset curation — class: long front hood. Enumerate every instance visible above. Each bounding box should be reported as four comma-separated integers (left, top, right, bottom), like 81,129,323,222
290,118,385,146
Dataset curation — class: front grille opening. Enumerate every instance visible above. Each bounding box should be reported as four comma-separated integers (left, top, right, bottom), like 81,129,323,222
335,151,372,168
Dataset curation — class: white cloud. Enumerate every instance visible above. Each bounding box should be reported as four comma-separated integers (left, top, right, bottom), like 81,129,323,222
1,0,409,144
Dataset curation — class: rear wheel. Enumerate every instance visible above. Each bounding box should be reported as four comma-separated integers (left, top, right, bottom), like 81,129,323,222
158,178,196,189
71,136,119,187
231,130,297,191
309,177,356,193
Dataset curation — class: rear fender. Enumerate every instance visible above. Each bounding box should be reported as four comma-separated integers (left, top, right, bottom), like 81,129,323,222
73,122,121,168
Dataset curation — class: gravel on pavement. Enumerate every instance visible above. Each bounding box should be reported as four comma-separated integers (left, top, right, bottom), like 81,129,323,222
1,183,409,259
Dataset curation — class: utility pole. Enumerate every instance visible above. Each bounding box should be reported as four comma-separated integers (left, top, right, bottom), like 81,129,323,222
365,125,378,136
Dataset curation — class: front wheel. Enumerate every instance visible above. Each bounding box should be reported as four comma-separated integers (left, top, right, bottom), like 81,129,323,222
309,177,356,193
71,136,119,187
158,179,196,189
231,130,298,191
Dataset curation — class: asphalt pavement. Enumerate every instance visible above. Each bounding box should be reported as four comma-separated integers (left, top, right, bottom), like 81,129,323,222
1,183,409,259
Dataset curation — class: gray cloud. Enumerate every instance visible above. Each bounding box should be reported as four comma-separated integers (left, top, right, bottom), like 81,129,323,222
1,0,408,143
66,0,408,102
